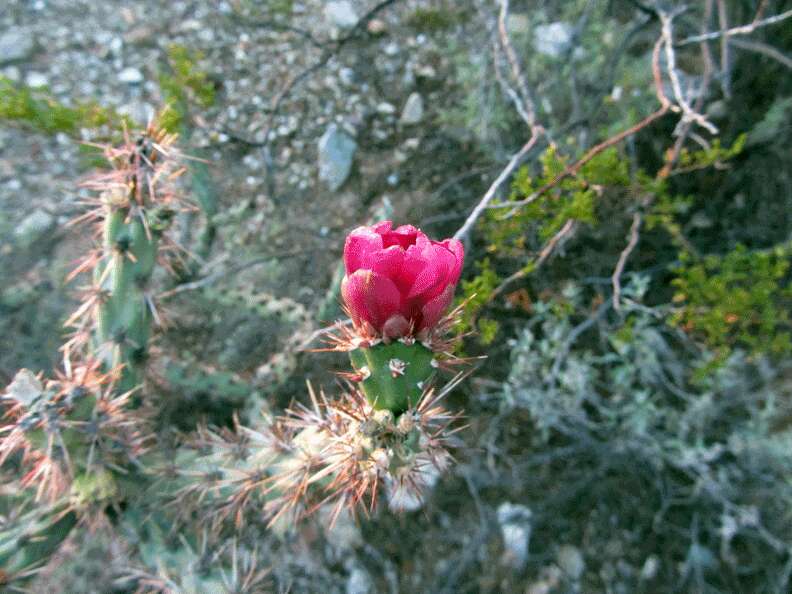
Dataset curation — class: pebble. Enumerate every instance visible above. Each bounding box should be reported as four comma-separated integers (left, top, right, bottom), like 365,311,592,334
367,18,387,35
400,92,424,125
534,22,574,58
15,209,55,245
25,72,48,88
325,1,359,29
376,102,396,115
0,29,35,65
497,502,533,571
556,545,585,580
318,124,357,191
119,67,144,84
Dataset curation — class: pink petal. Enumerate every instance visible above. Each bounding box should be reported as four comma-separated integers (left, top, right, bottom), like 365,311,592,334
344,227,383,274
407,242,456,300
341,270,402,330
419,284,455,331
370,245,404,279
372,220,393,234
381,224,420,249
395,244,428,295
441,239,465,285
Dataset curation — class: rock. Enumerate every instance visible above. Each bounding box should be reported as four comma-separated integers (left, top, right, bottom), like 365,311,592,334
5,369,43,406
119,67,143,84
15,208,55,245
25,71,48,88
346,565,373,594
0,29,35,65
318,124,357,191
556,545,585,580
383,42,400,56
400,92,424,125
640,555,660,580
325,1,358,29
376,102,396,115
367,18,387,35
534,22,574,58
339,67,355,87
497,502,533,570
508,13,530,35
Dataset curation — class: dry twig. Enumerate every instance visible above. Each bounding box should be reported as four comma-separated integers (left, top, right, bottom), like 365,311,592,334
612,212,642,312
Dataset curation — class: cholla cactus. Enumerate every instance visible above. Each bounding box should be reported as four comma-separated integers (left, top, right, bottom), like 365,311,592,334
186,222,470,526
65,118,186,393
0,117,182,586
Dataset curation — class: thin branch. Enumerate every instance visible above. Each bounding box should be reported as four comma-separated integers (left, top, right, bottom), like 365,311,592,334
717,0,732,98
658,8,718,134
677,7,792,45
486,219,576,305
730,37,792,70
496,0,537,127
452,130,543,241
487,36,671,213
612,212,642,312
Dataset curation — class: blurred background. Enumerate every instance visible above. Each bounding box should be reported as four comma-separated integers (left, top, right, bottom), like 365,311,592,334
1,0,792,592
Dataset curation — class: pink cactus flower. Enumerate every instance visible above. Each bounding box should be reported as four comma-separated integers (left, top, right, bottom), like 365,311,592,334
341,221,464,338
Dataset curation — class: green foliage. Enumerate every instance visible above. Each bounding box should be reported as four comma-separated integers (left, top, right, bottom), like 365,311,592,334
503,283,792,592
670,243,792,363
0,76,130,136
457,258,500,344
406,6,460,32
676,133,747,172
159,44,216,133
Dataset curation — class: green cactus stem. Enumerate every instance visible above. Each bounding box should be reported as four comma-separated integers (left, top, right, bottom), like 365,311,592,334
348,341,436,414
94,153,174,395
0,506,77,583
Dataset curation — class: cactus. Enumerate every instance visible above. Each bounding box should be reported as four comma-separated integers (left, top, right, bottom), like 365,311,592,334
0,504,78,587
348,341,436,413
68,118,184,395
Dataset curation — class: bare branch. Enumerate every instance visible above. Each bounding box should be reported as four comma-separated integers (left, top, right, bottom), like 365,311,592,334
612,212,642,312
486,218,576,306
487,37,671,213
495,0,537,127
658,8,719,134
452,130,544,241
730,37,792,70
677,7,792,45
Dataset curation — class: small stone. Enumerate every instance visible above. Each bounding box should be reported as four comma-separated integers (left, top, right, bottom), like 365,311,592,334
367,18,387,35
640,555,659,580
346,566,373,594
119,67,143,84
376,102,396,115
534,22,574,58
339,67,355,86
508,14,530,35
5,369,43,407
325,1,358,29
383,41,400,56
400,92,424,125
415,64,437,79
0,29,35,65
318,123,357,191
25,71,48,88
15,208,55,245
556,545,585,580
497,502,533,571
